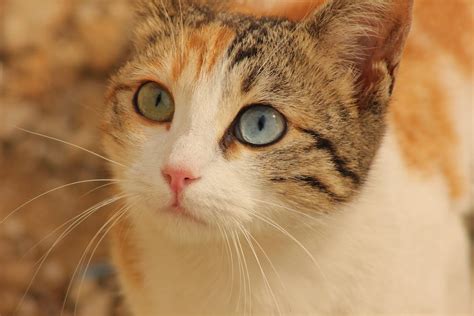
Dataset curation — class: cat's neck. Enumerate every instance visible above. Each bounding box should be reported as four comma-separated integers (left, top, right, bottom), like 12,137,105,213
131,213,338,314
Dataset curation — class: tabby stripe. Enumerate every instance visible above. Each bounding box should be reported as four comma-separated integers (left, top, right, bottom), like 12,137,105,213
242,67,259,93
299,128,361,184
106,84,134,104
226,19,264,57
231,47,258,67
271,176,346,202
294,176,347,202
105,131,126,147
226,17,288,68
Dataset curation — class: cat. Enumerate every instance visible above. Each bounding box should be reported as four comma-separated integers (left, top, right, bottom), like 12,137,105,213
101,0,473,315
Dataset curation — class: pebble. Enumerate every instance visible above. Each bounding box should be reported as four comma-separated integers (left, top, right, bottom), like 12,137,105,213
0,290,19,314
3,219,26,239
40,260,68,289
76,288,114,316
0,261,35,290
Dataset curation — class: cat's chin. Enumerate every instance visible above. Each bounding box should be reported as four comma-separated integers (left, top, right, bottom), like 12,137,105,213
144,206,225,244
132,196,254,243
163,205,208,226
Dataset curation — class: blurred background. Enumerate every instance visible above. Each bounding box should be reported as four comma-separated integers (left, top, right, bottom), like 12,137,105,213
0,1,472,316
0,0,134,315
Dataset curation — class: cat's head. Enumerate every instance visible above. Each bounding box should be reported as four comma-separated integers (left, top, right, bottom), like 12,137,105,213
102,0,412,241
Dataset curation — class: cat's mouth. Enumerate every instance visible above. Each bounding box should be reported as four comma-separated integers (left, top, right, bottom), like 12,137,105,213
163,206,207,225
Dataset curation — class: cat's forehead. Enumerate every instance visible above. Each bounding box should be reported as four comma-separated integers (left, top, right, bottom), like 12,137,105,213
122,9,310,115
135,3,297,43
133,5,300,74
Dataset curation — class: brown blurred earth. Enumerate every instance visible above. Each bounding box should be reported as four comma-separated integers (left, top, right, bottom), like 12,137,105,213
1,0,134,315
0,1,472,315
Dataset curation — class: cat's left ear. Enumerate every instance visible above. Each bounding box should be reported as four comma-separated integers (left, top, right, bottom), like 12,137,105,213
132,0,195,49
304,0,413,109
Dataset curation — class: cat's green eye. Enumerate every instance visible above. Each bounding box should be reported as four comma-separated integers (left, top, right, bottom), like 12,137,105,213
134,82,174,122
234,105,287,147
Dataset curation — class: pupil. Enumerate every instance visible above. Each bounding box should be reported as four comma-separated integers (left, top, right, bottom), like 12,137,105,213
155,92,162,107
257,115,266,131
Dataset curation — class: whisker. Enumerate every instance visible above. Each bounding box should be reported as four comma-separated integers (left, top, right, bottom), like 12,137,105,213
15,194,128,313
248,212,334,304
34,194,130,266
221,225,235,303
21,191,125,258
68,202,133,316
248,211,325,278
79,181,123,198
16,127,126,168
214,223,228,277
246,228,287,294
230,230,245,315
237,223,282,316
234,230,252,316
215,222,227,266
1,179,123,225
249,197,329,228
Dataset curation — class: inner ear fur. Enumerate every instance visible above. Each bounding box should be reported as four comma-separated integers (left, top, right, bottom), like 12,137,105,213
305,0,413,109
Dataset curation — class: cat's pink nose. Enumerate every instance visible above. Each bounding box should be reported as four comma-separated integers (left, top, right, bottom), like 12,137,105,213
162,166,200,196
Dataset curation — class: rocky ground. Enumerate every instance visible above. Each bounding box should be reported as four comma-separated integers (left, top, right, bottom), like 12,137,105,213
1,0,134,315
0,1,472,315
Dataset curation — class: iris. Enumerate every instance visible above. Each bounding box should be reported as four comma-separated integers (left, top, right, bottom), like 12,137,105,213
235,105,287,146
134,82,174,122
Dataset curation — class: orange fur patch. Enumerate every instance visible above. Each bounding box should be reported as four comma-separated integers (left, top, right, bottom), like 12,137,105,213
389,0,472,198
413,0,473,76
187,31,207,80
207,27,235,74
171,50,188,82
390,32,468,199
111,216,143,287
170,26,235,81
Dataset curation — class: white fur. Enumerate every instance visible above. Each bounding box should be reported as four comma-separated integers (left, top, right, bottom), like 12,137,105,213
113,60,472,314
117,129,471,315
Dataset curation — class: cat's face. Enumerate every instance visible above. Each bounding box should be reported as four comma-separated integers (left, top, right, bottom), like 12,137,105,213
102,0,412,241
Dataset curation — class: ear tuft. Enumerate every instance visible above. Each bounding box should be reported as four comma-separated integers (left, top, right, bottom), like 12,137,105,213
306,0,413,109
133,0,183,17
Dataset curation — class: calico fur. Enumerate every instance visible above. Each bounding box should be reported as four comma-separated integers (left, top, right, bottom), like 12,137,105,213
102,0,472,315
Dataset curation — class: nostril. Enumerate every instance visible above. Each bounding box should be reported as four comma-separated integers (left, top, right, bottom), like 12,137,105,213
162,171,172,184
162,166,201,193
183,176,200,186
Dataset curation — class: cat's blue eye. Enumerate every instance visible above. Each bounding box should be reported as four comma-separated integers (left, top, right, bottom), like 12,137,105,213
235,105,287,146
134,82,174,122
